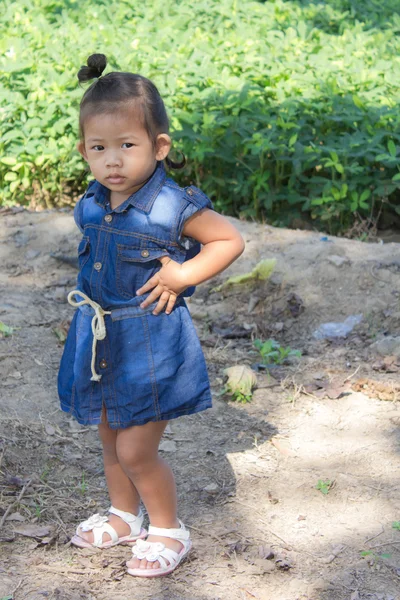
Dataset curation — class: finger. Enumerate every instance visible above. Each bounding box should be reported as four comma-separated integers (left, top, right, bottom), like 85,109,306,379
158,256,172,267
140,285,164,308
136,276,159,296
165,294,177,315
152,292,171,315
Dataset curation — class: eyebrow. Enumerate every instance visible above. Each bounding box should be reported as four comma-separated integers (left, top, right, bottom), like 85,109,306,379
87,134,141,142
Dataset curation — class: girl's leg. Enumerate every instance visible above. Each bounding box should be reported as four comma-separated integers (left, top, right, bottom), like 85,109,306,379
77,417,141,544
116,421,183,571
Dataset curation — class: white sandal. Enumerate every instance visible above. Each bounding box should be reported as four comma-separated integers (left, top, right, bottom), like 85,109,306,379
126,520,192,577
71,506,147,549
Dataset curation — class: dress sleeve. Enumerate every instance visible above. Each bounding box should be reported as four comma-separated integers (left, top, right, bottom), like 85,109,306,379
177,186,214,248
73,180,96,233
73,197,84,233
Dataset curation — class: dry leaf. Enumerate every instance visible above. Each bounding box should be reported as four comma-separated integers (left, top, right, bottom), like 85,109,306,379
224,365,257,398
13,524,51,539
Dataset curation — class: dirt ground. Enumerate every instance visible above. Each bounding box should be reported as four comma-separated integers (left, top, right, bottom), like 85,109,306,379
1,207,400,600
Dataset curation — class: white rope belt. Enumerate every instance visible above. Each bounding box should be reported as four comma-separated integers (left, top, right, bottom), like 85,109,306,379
67,290,111,382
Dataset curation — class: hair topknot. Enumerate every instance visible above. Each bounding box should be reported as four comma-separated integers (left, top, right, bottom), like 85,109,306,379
77,54,107,82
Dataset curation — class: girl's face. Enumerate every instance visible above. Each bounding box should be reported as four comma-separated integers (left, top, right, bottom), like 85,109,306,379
78,109,171,205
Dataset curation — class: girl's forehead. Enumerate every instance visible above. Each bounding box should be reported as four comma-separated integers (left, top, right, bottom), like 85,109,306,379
84,110,146,138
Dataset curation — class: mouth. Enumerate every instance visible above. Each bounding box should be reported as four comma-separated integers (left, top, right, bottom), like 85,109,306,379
106,175,126,185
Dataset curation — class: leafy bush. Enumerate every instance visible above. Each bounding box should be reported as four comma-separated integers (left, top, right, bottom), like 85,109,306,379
1,0,400,232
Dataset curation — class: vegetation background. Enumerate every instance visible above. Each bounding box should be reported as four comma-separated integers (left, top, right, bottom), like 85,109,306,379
1,0,400,233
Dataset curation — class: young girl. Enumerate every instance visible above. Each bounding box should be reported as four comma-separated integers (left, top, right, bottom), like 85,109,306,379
58,53,244,578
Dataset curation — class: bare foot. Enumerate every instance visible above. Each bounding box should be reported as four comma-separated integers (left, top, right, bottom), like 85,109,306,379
126,534,183,571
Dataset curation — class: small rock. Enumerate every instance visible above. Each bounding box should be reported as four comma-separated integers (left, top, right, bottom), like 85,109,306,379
248,294,261,313
204,482,219,494
327,255,350,267
52,288,68,303
9,371,22,379
258,545,274,559
189,306,208,320
371,336,400,357
44,423,56,436
25,249,40,260
350,592,360,600
159,440,177,453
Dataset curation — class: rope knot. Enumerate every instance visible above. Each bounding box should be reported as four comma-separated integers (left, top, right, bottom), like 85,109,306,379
67,290,111,382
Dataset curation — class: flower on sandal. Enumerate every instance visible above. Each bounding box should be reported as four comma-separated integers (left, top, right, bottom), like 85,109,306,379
80,514,109,532
132,539,165,561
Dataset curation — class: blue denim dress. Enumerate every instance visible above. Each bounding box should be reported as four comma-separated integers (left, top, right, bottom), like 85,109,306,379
58,162,213,429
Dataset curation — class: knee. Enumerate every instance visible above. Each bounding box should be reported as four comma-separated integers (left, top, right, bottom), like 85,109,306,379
117,444,155,478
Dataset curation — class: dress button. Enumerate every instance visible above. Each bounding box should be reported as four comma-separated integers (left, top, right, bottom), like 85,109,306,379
94,262,102,271
187,188,193,196
104,214,112,223
99,359,107,369
141,250,150,258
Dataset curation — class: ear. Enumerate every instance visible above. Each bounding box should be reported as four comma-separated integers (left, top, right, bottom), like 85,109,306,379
77,141,88,161
155,134,171,161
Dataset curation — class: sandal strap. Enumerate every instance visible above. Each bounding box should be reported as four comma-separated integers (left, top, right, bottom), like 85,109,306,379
148,519,190,541
92,522,118,546
108,506,144,536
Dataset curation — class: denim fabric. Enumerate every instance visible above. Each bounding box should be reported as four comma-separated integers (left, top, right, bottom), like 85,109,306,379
58,162,213,429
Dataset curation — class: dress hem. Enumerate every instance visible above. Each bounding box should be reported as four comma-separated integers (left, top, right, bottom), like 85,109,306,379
60,398,212,429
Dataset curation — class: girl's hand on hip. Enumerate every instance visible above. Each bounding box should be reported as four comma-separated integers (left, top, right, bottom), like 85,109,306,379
137,256,187,315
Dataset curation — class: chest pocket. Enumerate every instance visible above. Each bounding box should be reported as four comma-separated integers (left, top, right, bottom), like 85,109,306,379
116,245,170,299
78,237,90,269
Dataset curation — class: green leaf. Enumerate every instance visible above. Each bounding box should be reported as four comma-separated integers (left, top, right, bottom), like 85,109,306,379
392,173,400,181
360,189,371,203
4,172,17,182
10,180,20,193
0,322,15,337
388,140,397,158
0,157,17,166
334,163,344,174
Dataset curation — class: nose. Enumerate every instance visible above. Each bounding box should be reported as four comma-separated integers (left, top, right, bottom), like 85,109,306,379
105,150,122,168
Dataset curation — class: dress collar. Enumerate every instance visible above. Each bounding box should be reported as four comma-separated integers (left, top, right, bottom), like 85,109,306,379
88,161,166,214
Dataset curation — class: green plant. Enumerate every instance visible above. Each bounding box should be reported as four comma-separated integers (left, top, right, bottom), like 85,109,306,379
40,464,50,482
360,550,391,563
2,0,400,233
253,338,301,365
392,521,400,530
316,479,334,495
229,389,252,403
0,321,15,337
34,503,42,520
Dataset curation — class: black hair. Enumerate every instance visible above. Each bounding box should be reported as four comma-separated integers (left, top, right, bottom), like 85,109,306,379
77,54,185,169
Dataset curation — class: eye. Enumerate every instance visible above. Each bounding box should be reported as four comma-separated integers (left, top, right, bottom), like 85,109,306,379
92,145,104,151
122,143,135,149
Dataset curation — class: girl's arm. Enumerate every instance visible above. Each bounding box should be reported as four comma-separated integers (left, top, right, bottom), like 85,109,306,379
137,209,245,315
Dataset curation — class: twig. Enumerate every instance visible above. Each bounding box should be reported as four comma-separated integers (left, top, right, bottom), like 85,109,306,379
0,479,31,530
343,364,361,383
37,564,95,574
364,525,384,544
11,579,22,598
0,446,5,472
365,540,400,550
